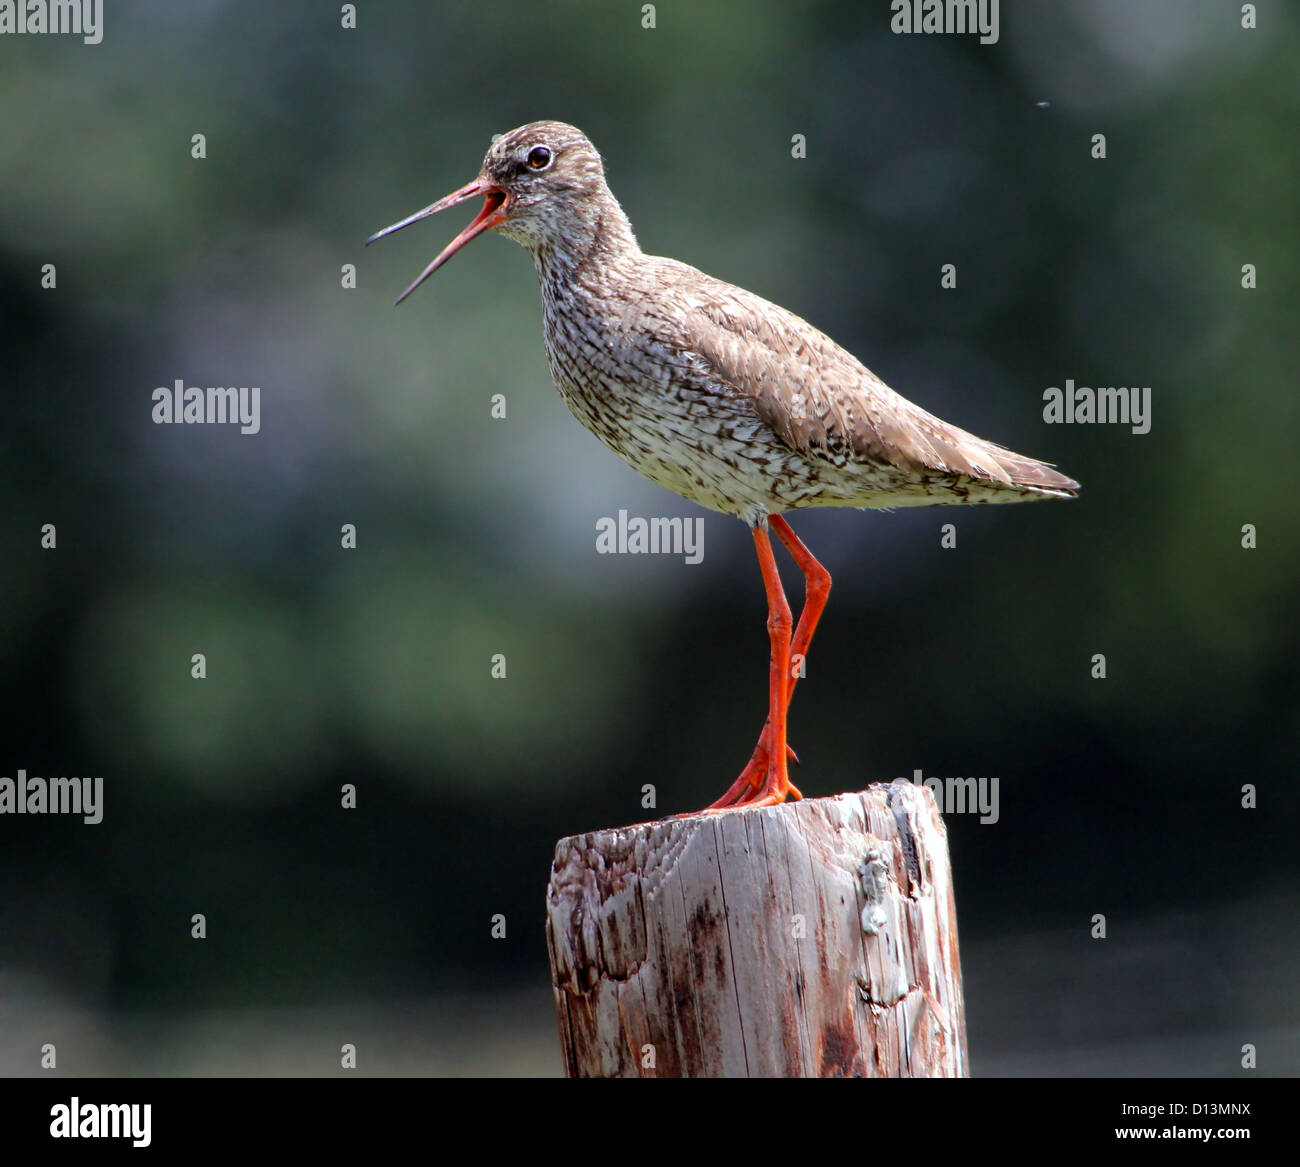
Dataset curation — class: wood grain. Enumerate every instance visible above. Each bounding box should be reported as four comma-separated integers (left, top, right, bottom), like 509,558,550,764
546,782,968,1077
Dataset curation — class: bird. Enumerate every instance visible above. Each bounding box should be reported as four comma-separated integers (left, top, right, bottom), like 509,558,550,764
367,120,1078,813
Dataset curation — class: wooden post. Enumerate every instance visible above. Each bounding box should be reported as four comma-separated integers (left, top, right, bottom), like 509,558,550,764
546,782,968,1077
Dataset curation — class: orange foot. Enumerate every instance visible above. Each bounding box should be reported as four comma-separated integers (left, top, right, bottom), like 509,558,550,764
704,734,803,812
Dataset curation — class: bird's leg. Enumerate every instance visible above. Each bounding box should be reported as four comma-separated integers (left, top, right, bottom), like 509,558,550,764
706,524,795,810
746,524,797,806
707,516,830,809
769,514,832,709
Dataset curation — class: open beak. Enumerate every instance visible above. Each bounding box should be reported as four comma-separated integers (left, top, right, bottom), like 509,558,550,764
366,178,508,305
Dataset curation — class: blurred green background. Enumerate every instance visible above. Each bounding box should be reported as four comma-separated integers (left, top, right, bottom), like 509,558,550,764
1,1,1296,1076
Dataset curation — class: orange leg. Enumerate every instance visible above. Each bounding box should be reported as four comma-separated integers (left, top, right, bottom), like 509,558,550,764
706,517,831,810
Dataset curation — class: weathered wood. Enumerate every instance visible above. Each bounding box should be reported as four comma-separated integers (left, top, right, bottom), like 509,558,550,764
546,782,967,1077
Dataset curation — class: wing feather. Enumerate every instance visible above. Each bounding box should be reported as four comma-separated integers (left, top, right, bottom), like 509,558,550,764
666,265,1078,499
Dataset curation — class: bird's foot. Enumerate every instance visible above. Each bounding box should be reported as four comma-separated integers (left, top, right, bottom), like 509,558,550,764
721,785,800,810
703,739,802,812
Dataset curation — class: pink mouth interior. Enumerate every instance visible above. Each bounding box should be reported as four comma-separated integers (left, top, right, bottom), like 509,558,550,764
475,189,507,228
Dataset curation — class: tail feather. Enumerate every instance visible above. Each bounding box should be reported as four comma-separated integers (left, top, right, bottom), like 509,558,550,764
997,450,1079,498
909,415,1080,500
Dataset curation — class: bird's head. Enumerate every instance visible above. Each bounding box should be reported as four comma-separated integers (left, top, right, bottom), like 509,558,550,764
367,120,623,304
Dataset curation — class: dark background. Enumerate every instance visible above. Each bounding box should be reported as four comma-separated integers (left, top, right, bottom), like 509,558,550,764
1,1,1295,1075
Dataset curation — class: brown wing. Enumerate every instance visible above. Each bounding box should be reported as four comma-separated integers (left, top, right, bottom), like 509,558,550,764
670,263,1078,500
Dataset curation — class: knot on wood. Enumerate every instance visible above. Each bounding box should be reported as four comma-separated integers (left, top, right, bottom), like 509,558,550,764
858,846,891,935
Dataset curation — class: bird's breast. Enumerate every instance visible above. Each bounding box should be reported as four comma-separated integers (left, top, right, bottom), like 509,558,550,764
535,282,833,519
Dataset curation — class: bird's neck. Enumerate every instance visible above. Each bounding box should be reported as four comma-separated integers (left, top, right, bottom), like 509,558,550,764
531,191,641,290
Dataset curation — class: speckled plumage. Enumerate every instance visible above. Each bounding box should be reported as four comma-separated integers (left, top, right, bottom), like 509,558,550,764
473,120,1079,527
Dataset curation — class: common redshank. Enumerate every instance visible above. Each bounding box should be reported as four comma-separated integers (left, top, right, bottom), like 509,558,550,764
368,120,1078,812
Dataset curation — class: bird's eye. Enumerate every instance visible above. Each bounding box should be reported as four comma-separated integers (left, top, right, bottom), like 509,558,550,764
525,145,553,171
